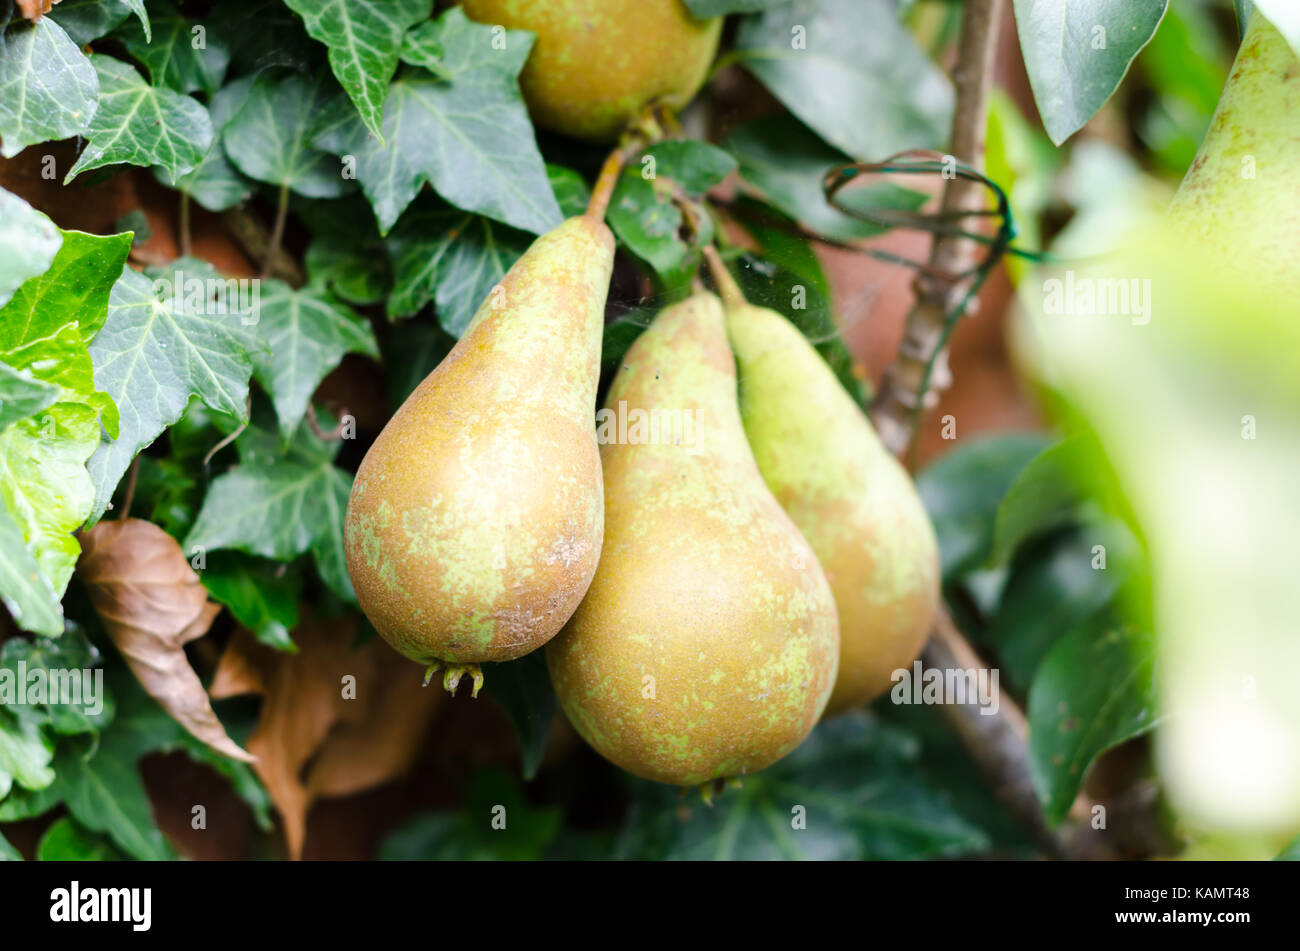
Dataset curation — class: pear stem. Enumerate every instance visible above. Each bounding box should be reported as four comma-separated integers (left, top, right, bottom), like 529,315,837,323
586,147,628,222
702,245,746,309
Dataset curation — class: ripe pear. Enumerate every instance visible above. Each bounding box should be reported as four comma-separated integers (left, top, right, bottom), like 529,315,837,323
546,292,840,786
718,278,940,717
1167,10,1300,292
344,216,614,695
460,0,722,142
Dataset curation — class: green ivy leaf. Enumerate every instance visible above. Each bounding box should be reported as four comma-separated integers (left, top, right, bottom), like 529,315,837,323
615,713,987,860
312,7,562,235
284,0,432,141
0,829,18,860
725,114,926,241
0,404,100,603
1014,0,1169,146
37,816,127,860
385,194,530,335
115,0,230,95
0,708,55,799
66,55,212,184
987,436,1101,567
398,19,451,78
250,280,379,436
546,164,590,219
606,168,697,293
85,265,260,524
301,196,391,305
0,493,62,637
0,187,62,310
184,428,354,601
381,318,453,410
199,553,301,653
0,362,58,431
223,69,349,199
155,74,255,212
734,0,951,159
0,630,114,736
49,0,138,46
1028,623,1159,824
0,14,98,159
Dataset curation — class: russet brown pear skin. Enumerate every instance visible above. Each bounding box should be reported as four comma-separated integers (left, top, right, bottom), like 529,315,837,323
460,0,722,143
344,216,614,693
547,293,840,786
724,299,940,716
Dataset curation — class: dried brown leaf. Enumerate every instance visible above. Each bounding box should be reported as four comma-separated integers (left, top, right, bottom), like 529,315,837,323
77,518,253,763
211,616,444,859
16,0,58,22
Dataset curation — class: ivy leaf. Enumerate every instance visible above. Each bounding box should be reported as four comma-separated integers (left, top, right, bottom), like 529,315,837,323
115,0,230,95
483,653,557,781
199,552,301,653
37,817,127,860
0,501,62,636
547,164,590,219
184,428,355,601
154,74,255,212
0,708,55,799
642,140,736,195
1028,623,1159,824
734,0,951,159
725,114,927,242
223,69,349,199
615,713,987,860
48,0,137,45
0,187,61,309
313,7,562,235
1014,0,1169,145
0,361,58,431
0,404,100,602
66,55,212,184
85,266,260,525
250,280,379,436
385,193,530,335
0,14,98,158
283,0,432,141
301,196,391,305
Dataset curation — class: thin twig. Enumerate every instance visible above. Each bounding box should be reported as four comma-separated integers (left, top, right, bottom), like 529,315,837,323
869,0,1006,454
262,183,291,281
118,456,140,520
221,206,304,285
178,191,192,259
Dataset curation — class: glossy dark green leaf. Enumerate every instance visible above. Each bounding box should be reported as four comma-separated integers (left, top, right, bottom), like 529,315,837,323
916,433,1054,580
155,75,255,212
66,55,212,183
1014,0,1169,145
734,0,951,159
483,652,557,781
546,164,590,219
199,553,301,653
642,140,736,195
49,0,138,45
725,114,927,242
37,816,127,860
381,318,454,410
1028,623,1159,824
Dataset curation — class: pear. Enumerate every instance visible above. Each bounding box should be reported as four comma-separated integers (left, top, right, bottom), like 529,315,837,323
1167,10,1300,292
715,268,940,716
344,216,614,695
460,0,722,143
546,292,840,786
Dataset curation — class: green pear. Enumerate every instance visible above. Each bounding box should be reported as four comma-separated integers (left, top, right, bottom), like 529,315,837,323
1167,10,1300,291
460,0,722,143
344,216,614,695
718,275,940,716
547,292,840,786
